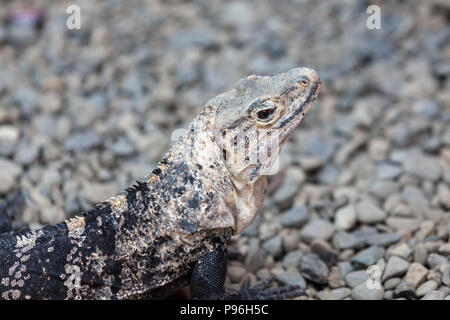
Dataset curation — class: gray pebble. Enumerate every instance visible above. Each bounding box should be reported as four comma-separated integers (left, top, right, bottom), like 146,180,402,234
282,250,303,269
345,271,369,288
338,261,354,278
300,219,335,242
384,277,402,290
0,159,22,194
275,272,307,290
332,231,364,250
393,281,416,299
416,280,438,297
427,253,448,269
244,239,266,273
352,282,384,300
280,206,308,228
382,256,409,281
262,236,283,257
300,253,329,284
403,151,441,181
365,233,401,247
356,201,386,224
351,246,385,269
377,163,402,180
64,131,102,152
414,243,428,265
334,205,357,230
330,287,351,300
421,290,446,300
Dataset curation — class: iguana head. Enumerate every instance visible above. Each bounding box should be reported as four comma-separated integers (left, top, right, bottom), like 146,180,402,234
175,67,320,234
212,67,321,185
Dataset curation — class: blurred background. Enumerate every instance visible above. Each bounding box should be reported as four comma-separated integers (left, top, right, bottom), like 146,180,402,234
0,0,450,300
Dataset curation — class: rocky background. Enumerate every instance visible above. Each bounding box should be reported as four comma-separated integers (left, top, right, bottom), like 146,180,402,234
0,0,449,300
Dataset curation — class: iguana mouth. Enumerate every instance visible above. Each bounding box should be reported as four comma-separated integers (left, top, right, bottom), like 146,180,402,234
278,78,321,145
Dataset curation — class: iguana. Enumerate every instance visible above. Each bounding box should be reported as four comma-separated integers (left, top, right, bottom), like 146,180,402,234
0,67,321,300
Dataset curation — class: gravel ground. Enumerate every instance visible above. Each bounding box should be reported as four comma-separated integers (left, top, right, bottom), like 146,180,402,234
0,0,450,300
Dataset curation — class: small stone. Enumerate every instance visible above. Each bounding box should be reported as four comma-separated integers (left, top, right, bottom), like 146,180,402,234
282,250,303,269
352,227,378,239
275,272,307,290
64,131,102,152
384,290,394,300
382,256,409,281
300,253,329,284
334,205,356,230
83,182,118,204
332,231,364,250
244,239,266,273
272,167,303,208
384,277,402,290
338,261,354,278
388,242,413,259
351,246,385,269
311,239,338,267
365,233,401,247
281,233,300,252
328,266,345,288
403,151,441,181
345,271,369,288
438,243,450,256
416,280,438,297
421,290,446,300
262,236,283,257
427,253,448,269
368,181,398,200
356,201,386,224
330,287,351,300
416,221,435,241
405,263,428,288
426,269,442,284
227,266,247,283
414,244,428,265
0,159,22,194
438,184,450,209
299,156,323,171
402,186,429,216
393,281,416,299
386,217,421,232
0,125,19,144
442,266,450,286
377,163,402,180
316,290,336,300
352,282,384,300
14,143,39,165
300,219,335,242
280,206,308,228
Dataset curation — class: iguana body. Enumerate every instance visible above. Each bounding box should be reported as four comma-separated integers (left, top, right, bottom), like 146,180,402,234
0,67,321,300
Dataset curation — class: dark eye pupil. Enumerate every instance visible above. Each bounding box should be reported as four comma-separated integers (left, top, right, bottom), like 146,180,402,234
257,108,275,120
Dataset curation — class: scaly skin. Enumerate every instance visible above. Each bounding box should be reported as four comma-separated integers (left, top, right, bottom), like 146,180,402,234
0,67,320,300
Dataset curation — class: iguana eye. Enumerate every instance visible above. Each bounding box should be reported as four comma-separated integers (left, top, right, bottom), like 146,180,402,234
299,78,310,87
252,100,277,123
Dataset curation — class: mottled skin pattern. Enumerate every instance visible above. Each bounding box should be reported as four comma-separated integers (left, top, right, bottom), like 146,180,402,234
0,67,320,300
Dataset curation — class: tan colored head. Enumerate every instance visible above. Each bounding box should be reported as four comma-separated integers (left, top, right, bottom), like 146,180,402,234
212,67,321,188
175,67,321,234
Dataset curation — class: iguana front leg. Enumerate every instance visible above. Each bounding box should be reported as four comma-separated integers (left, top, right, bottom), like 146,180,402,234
190,247,305,300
